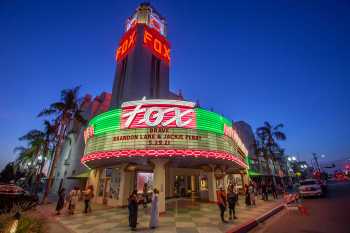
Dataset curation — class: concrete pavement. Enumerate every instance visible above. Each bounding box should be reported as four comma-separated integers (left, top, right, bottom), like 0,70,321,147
40,195,283,233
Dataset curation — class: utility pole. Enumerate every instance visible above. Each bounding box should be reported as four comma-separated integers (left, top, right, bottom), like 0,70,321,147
312,153,321,171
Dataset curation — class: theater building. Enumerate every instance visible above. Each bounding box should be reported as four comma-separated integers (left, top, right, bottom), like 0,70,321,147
81,3,249,212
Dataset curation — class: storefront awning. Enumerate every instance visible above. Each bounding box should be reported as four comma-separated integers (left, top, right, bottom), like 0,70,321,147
67,171,90,179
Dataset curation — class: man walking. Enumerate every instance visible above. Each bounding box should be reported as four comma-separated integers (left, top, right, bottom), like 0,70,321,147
227,184,238,220
217,187,228,223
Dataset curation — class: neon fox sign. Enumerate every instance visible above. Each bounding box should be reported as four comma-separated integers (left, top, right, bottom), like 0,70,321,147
115,24,170,64
121,99,195,129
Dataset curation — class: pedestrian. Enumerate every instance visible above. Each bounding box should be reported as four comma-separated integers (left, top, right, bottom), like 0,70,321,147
244,184,251,207
128,190,139,231
55,187,65,215
271,182,277,199
68,186,80,215
149,188,159,229
143,183,148,209
83,185,94,213
249,182,256,206
217,187,228,223
227,185,238,220
261,181,268,201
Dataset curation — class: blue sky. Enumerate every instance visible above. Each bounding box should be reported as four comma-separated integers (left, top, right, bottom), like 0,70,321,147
0,0,349,169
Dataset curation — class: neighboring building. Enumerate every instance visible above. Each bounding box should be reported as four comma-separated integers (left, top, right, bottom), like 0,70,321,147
233,121,262,176
234,121,291,185
52,92,111,193
233,121,256,157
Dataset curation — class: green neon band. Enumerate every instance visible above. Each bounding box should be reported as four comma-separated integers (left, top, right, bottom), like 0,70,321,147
88,108,232,136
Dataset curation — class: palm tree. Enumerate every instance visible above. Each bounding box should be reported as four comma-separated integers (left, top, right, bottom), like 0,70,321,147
13,146,36,168
38,86,86,202
256,122,286,182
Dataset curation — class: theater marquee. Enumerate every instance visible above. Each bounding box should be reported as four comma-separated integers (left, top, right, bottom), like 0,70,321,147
82,99,248,168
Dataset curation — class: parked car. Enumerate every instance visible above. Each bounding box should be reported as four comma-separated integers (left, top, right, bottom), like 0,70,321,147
298,179,323,197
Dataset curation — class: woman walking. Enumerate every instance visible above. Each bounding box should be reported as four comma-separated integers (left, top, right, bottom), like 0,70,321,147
55,187,65,215
149,188,159,229
128,190,139,231
68,186,80,215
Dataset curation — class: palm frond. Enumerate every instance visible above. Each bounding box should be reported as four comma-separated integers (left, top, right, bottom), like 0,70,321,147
274,131,286,140
264,121,272,129
38,108,57,117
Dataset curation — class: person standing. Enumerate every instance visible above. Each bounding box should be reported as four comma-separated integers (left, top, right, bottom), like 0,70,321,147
261,181,268,201
217,187,228,223
149,188,159,229
227,185,238,220
68,186,80,215
142,183,148,209
244,184,251,207
55,187,65,215
128,190,139,231
271,182,277,199
83,185,94,213
249,182,256,206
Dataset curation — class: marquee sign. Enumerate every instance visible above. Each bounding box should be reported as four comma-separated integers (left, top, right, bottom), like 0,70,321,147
83,99,248,168
82,127,248,169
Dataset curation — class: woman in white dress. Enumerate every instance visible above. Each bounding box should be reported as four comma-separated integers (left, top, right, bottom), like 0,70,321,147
149,188,159,229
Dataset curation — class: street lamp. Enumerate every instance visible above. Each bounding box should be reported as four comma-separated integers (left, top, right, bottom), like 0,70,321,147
288,157,292,161
292,156,297,161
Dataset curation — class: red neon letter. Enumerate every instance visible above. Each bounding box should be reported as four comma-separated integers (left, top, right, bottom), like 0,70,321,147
122,40,128,53
128,31,136,48
154,39,162,54
144,30,152,44
163,45,170,62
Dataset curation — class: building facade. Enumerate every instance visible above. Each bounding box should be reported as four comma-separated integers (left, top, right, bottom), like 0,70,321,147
79,3,249,212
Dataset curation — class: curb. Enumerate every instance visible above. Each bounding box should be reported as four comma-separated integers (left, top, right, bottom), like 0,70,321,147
226,198,295,233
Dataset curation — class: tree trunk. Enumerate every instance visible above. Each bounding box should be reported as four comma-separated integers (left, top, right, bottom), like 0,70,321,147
41,123,66,204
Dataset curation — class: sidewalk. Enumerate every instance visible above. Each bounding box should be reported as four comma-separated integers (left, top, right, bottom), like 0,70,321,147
41,195,284,233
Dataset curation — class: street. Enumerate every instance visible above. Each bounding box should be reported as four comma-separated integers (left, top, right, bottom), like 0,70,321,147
251,181,350,233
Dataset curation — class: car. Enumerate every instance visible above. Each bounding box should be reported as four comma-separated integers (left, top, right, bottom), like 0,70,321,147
298,179,323,197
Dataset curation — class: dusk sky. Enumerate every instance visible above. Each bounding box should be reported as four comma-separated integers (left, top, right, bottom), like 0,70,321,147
0,0,349,169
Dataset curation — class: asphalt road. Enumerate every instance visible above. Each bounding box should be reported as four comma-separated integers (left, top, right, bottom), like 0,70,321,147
250,181,350,233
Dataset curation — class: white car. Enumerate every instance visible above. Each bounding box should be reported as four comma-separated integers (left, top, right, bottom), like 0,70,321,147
298,179,323,197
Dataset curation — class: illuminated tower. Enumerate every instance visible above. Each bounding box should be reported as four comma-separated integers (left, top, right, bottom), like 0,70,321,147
110,3,172,108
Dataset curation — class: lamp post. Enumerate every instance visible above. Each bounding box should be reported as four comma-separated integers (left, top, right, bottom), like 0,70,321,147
312,153,323,172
